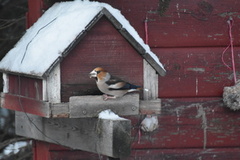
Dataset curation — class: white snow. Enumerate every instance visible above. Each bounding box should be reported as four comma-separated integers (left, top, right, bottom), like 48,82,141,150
3,141,28,155
0,0,165,77
98,109,125,120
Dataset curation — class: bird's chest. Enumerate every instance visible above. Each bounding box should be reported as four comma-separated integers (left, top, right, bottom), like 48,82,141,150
96,81,109,93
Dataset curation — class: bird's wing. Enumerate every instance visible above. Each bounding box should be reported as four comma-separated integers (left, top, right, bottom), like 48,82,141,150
106,76,140,90
106,76,127,89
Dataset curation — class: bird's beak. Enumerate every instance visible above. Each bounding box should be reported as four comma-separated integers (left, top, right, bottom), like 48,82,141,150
89,70,97,78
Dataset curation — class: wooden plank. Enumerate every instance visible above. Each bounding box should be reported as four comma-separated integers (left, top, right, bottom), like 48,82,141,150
130,97,240,149
2,73,9,93
16,112,131,158
51,103,69,118
143,60,158,100
139,99,161,115
154,47,240,97
1,93,50,117
51,96,160,118
46,64,61,103
69,93,139,118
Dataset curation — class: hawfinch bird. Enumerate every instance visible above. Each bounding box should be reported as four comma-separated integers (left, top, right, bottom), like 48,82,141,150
89,67,141,100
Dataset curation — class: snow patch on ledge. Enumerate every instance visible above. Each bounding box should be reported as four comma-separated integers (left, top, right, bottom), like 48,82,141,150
98,109,126,120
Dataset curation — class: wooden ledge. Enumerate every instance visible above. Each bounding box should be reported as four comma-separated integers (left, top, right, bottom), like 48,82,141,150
68,93,139,118
1,93,161,118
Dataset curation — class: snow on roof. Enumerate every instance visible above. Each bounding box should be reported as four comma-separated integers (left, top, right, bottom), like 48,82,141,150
0,0,166,78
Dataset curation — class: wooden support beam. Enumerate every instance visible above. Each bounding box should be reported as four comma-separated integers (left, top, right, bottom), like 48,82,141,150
16,111,131,158
1,92,160,118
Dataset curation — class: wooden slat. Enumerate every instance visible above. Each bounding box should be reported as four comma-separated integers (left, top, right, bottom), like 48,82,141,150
69,93,139,118
16,112,131,158
155,47,240,97
1,93,50,117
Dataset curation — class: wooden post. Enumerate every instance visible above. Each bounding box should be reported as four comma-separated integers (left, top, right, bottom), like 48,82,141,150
143,60,159,100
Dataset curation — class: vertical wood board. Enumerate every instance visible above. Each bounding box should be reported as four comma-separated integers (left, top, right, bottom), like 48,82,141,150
46,64,61,103
143,60,158,100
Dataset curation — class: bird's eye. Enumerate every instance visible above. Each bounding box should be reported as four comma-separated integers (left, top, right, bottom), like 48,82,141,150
96,70,101,74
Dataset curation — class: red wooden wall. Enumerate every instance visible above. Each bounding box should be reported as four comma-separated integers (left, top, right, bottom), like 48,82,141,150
8,74,42,100
27,0,240,159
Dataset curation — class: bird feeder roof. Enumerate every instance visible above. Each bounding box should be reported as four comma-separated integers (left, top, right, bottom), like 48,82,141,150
0,0,166,78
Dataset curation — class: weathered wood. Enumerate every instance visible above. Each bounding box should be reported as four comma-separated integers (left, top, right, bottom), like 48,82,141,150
143,60,158,100
16,111,131,158
1,93,50,117
51,103,69,118
2,73,9,93
139,99,161,115
46,64,61,103
69,93,139,118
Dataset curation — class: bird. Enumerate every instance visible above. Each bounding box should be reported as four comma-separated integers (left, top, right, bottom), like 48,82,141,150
89,67,142,100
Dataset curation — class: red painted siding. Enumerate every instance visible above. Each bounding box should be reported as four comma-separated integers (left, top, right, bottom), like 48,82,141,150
96,0,240,48
60,16,143,102
156,47,239,98
8,74,43,100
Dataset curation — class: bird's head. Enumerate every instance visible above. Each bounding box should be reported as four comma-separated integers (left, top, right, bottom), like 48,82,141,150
89,67,108,81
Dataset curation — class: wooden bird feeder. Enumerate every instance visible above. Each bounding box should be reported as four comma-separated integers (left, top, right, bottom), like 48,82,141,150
0,1,165,158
